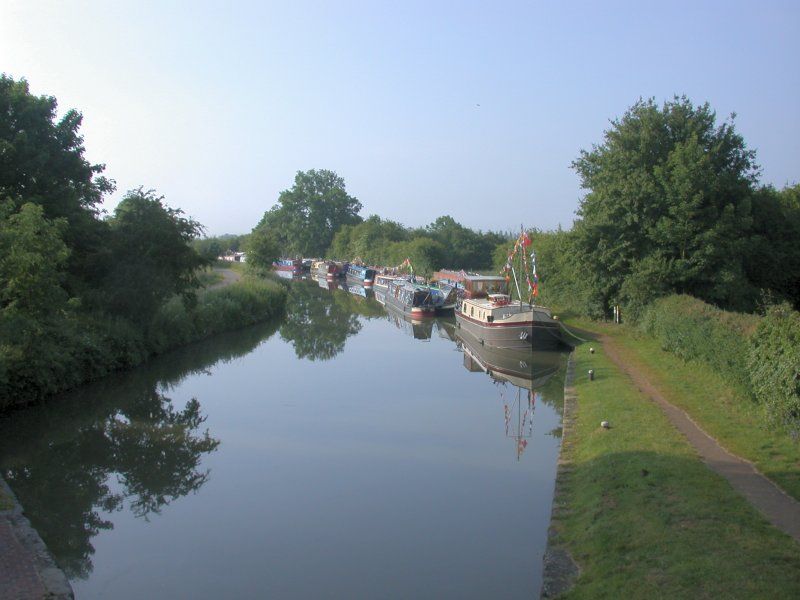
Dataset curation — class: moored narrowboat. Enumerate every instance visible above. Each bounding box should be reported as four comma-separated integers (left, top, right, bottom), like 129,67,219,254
383,279,437,318
273,258,303,275
374,273,402,290
455,293,568,350
313,260,339,280
346,265,377,286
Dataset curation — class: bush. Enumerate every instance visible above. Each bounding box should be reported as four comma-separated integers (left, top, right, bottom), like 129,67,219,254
0,278,287,411
748,304,800,435
639,295,759,396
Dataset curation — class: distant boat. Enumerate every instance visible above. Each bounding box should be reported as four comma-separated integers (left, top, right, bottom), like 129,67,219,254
346,265,377,287
273,258,303,275
312,260,339,280
382,279,438,318
373,273,403,290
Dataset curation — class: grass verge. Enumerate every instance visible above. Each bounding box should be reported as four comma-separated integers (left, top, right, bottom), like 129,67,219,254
551,342,800,598
570,319,800,502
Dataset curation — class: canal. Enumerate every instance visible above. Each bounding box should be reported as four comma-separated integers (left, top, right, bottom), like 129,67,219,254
0,279,569,599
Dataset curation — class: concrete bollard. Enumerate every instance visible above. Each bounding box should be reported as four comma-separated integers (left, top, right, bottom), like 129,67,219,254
588,369,594,381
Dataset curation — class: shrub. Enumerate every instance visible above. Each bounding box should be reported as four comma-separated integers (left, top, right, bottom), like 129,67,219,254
748,304,800,435
639,295,759,397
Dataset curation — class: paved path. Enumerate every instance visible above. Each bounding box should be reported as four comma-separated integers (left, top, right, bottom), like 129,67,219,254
0,478,72,599
208,267,242,289
600,333,800,543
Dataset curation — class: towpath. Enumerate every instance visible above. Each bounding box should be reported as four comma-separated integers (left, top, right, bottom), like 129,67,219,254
598,331,800,543
208,267,242,289
0,478,73,599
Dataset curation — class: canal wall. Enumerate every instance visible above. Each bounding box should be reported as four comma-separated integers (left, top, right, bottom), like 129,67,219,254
0,475,73,599
540,352,580,598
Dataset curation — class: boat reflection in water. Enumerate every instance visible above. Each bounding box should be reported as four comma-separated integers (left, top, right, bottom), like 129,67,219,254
316,275,337,291
383,302,435,340
339,281,374,300
455,328,562,460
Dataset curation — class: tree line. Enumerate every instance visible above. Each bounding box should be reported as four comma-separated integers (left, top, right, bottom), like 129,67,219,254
246,96,799,322
245,170,510,275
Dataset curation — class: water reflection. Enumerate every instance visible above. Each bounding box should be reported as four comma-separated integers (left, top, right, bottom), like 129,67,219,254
454,327,565,459
280,280,385,360
0,320,280,579
0,280,567,597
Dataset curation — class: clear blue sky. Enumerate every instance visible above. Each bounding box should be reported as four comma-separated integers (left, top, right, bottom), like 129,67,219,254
2,1,798,235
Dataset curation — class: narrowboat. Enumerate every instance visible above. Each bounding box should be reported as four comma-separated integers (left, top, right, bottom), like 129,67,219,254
346,265,377,286
455,293,569,350
383,279,438,318
273,258,303,275
313,260,339,280
433,270,508,299
373,273,402,290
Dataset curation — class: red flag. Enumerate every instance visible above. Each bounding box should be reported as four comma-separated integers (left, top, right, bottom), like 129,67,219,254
521,232,532,247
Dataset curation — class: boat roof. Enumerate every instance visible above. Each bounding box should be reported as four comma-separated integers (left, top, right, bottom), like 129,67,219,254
434,270,505,283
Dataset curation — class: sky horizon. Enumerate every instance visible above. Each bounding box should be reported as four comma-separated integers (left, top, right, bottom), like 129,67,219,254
2,1,798,236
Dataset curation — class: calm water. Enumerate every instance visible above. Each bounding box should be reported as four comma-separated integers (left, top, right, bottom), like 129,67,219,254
0,280,568,599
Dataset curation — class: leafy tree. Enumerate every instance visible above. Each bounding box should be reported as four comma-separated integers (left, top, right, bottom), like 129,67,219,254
385,237,447,276
0,75,114,291
423,216,502,270
103,188,207,324
244,224,281,270
571,96,759,316
744,184,800,309
328,215,409,264
0,201,70,316
257,169,362,257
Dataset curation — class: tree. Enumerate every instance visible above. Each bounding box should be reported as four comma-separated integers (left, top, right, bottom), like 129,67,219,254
744,184,800,309
256,169,362,256
424,216,501,270
103,188,207,324
571,97,759,316
244,224,280,270
0,75,114,291
0,201,70,317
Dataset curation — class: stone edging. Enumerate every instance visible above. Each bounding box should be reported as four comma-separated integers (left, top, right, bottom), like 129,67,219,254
0,475,74,599
540,352,580,599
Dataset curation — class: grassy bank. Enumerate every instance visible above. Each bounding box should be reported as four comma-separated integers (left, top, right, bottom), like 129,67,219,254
584,318,800,501
551,341,800,598
0,277,287,411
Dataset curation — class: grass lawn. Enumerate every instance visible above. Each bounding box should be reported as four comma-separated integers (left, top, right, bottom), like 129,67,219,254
551,341,800,598
570,318,800,502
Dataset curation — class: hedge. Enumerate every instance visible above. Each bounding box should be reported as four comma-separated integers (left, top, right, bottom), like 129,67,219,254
639,294,800,434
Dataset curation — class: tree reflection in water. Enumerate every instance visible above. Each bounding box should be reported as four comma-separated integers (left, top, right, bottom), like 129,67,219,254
0,320,280,579
279,280,385,360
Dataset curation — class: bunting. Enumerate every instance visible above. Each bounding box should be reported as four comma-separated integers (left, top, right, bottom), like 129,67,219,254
500,229,540,302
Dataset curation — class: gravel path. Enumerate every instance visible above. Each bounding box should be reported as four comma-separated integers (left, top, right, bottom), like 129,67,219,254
208,267,242,289
600,333,800,543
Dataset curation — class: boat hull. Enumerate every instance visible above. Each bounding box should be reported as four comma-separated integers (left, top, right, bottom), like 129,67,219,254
383,291,435,318
455,310,567,350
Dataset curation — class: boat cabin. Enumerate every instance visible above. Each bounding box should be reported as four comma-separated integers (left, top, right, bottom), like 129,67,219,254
433,270,508,299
